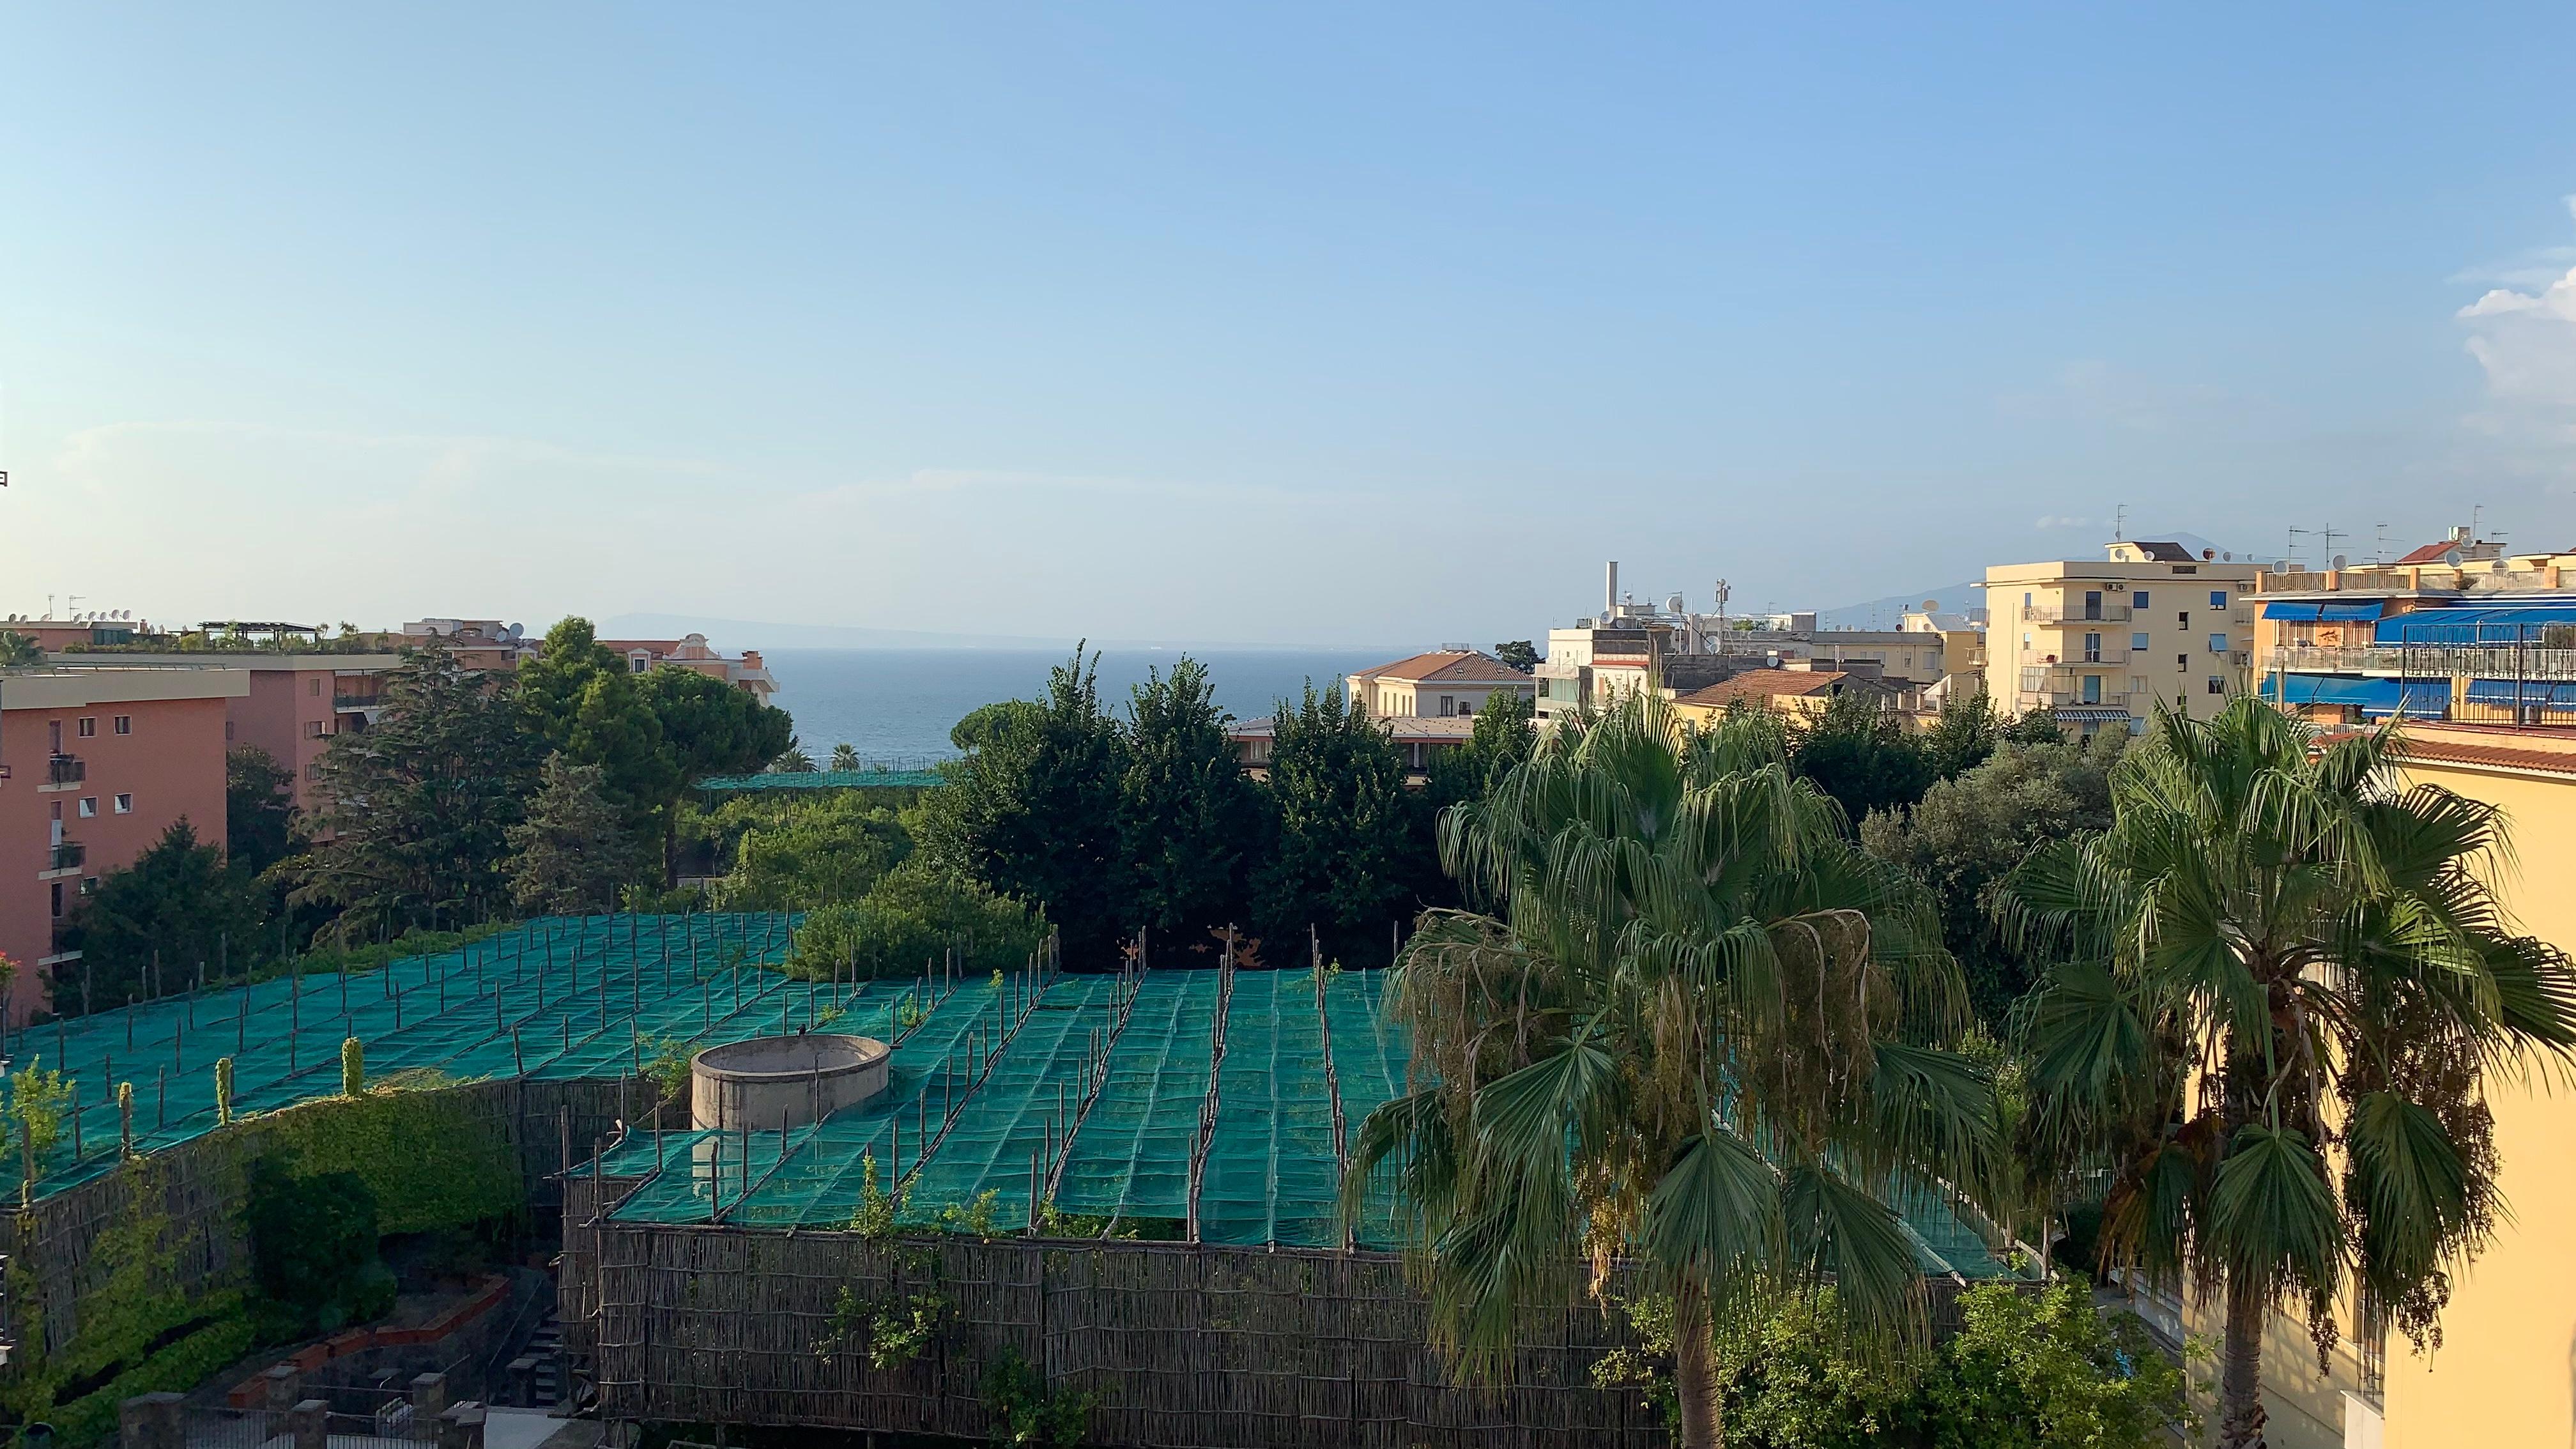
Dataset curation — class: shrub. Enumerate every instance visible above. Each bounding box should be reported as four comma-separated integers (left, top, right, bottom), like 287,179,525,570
243,1158,388,1333
786,859,1046,981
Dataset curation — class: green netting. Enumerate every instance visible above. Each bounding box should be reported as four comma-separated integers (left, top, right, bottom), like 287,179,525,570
19,927,2025,1276
1322,968,1414,1248
1052,971,1218,1221
896,976,1119,1227
1198,972,1340,1246
8,913,802,1203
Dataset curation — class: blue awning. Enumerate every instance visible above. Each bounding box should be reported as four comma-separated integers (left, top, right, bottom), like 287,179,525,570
2267,675,2449,716
2263,601,2323,622
2266,601,2383,624
2318,602,2384,622
2377,604,2576,645
2464,680,2576,708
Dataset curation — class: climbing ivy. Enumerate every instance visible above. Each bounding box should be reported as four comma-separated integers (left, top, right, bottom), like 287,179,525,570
257,1085,522,1234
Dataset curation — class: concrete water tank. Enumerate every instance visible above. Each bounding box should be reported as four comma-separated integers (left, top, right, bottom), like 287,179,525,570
690,1034,891,1131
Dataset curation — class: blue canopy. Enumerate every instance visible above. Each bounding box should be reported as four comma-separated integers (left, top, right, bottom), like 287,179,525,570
2266,675,2449,716
2264,601,2384,622
2376,604,2576,645
2464,679,2576,708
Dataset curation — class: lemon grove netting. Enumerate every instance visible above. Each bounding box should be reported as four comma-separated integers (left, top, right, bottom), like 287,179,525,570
8,912,2016,1274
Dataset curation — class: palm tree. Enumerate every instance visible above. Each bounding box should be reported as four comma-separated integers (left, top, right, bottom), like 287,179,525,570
1995,698,2576,1449
1346,692,1996,1449
829,742,862,772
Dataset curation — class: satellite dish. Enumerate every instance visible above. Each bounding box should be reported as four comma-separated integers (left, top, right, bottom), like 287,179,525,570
2332,555,2349,570
2221,553,2232,562
507,622,525,640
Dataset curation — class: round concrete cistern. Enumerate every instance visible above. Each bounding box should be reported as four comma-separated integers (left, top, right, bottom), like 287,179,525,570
690,1033,890,1131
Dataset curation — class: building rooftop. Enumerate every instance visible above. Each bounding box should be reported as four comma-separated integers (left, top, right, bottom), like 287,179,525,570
0,666,253,710
1675,670,1879,707
1350,650,1531,684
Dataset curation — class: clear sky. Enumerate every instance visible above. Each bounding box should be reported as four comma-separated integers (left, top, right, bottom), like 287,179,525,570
5,4,2575,647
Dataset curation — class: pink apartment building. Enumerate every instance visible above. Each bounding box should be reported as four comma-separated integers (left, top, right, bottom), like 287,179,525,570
0,667,245,1025
50,652,406,811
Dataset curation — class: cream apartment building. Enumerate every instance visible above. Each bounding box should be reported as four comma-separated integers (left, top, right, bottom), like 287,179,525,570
1981,540,2258,733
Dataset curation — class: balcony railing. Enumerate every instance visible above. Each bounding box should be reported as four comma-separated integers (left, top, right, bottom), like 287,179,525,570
47,753,84,785
2023,603,2133,624
2019,689,2133,712
2269,645,2576,682
50,840,86,871
334,692,383,710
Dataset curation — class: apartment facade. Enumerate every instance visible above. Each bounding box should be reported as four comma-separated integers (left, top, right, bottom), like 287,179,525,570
1981,540,2258,734
1345,649,1535,720
0,668,245,1025
49,652,406,810
2251,532,2576,730
1668,666,1905,726
595,632,779,702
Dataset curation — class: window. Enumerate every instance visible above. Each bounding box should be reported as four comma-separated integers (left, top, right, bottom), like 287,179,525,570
310,678,322,696
2081,675,2103,704
77,717,96,738
2207,677,2226,695
2177,611,2189,627
114,793,133,814
2209,590,2228,609
2023,591,2033,608
2130,676,2149,696
630,657,648,674
2177,655,2188,668
305,721,326,739
2131,632,2150,651
2208,634,2228,654
2174,564,2198,574
80,877,98,896
50,882,63,919
225,721,235,741
112,715,132,735
77,797,97,818
2083,632,2103,662
2083,590,2104,620
2132,591,2150,608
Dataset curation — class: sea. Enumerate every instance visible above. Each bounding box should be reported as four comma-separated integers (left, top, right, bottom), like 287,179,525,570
761,648,1398,766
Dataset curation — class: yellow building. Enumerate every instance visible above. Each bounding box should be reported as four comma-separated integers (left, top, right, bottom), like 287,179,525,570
2156,719,2576,1448
1346,648,1537,720
1667,667,1903,727
1981,540,2258,734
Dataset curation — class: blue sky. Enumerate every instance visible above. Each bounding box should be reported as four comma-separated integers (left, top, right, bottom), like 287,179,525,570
5,4,2576,645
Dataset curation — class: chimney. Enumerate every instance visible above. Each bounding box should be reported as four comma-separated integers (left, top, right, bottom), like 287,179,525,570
1606,561,1620,616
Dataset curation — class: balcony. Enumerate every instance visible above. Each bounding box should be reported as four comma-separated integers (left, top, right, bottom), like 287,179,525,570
2018,689,2133,713
2023,603,2133,625
334,691,383,711
42,839,86,879
39,753,85,792
2269,644,2576,681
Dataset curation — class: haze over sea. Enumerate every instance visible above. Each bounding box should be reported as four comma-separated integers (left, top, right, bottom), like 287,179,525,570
763,648,1399,765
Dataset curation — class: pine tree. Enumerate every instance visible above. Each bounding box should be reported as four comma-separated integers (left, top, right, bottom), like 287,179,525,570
1251,684,1415,966
1121,657,1262,940
507,755,652,914
289,640,540,938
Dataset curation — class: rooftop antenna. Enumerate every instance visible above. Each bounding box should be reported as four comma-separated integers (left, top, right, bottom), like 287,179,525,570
2112,503,2127,541
2287,526,2314,566
2320,525,2347,565
2374,523,2390,566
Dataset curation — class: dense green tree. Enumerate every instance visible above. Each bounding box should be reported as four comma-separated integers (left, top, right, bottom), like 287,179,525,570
1860,730,2126,1028
914,648,1133,961
1917,688,2000,782
1121,658,1263,942
226,745,304,879
515,618,690,864
1250,684,1417,967
289,641,540,939
1999,709,2069,746
1492,640,1539,673
1993,700,2576,1449
714,791,911,909
785,857,1050,981
66,820,269,1010
507,755,654,914
1349,693,1992,1449
1425,689,1539,808
1790,689,1934,828
0,631,40,667
638,664,795,781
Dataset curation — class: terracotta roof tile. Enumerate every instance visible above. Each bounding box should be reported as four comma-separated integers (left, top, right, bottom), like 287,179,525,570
1354,650,1533,684
1675,671,1862,705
